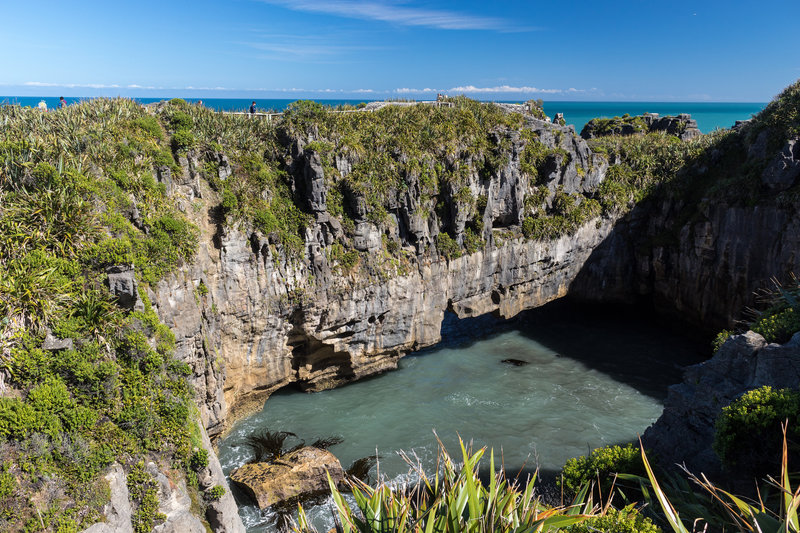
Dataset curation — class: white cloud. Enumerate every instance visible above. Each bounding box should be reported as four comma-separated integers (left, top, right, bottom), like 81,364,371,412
257,0,516,31
244,41,357,58
396,85,574,95
449,85,563,94
395,87,436,94
24,81,121,89
184,86,234,91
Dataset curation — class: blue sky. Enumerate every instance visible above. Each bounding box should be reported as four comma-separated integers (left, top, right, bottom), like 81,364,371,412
0,0,797,101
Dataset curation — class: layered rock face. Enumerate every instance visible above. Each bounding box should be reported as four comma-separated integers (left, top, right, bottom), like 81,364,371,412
150,114,614,434
572,132,800,331
572,199,800,330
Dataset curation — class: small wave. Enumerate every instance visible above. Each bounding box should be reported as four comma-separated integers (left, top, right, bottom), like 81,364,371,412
445,392,500,407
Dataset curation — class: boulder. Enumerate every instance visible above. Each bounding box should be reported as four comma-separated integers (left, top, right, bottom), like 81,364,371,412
762,137,800,191
107,265,142,311
79,464,133,533
42,330,73,352
230,447,345,510
353,222,382,253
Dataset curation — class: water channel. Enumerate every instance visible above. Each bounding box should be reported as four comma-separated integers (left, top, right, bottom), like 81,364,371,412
217,299,707,531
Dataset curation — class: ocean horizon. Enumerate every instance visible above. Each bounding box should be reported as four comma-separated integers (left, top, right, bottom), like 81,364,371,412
0,96,766,134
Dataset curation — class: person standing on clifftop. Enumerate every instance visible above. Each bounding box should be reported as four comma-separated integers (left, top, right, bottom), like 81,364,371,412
59,96,67,108
249,101,256,115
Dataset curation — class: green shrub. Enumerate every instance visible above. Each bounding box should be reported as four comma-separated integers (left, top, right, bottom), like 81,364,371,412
127,461,166,533
462,227,483,254
435,232,461,260
206,484,225,500
328,243,359,271
713,386,800,474
131,116,163,141
168,111,193,131
0,398,41,439
252,206,278,234
27,376,74,415
0,464,16,499
189,449,209,471
221,187,238,215
751,307,800,344
564,505,661,533
171,129,196,152
711,329,733,352
559,443,644,497
596,171,631,214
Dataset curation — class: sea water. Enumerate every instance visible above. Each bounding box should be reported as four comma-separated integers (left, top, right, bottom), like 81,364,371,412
216,300,706,532
1,96,765,133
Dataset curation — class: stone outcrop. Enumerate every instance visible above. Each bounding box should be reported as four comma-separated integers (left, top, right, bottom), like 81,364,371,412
197,423,246,533
42,329,73,351
762,137,800,191
572,126,800,332
79,425,244,533
81,464,133,533
642,331,800,478
580,112,701,141
107,264,143,311
230,447,346,509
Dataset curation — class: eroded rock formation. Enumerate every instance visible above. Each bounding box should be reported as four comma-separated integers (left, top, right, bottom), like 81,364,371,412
230,447,346,509
152,115,616,434
580,112,701,141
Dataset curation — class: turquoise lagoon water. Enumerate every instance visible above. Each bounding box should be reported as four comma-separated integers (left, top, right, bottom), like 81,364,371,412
1,96,765,133
217,300,706,532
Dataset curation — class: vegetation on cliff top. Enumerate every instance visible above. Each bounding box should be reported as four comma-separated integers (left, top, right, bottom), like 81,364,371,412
582,113,649,137
0,99,203,531
748,78,800,152
589,78,800,223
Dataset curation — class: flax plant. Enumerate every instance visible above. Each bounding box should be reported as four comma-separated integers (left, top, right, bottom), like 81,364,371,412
295,438,593,533
638,427,800,533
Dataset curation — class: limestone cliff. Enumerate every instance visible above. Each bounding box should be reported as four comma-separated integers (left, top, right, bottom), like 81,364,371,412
150,109,615,433
572,111,800,331
153,93,800,440
140,89,800,525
